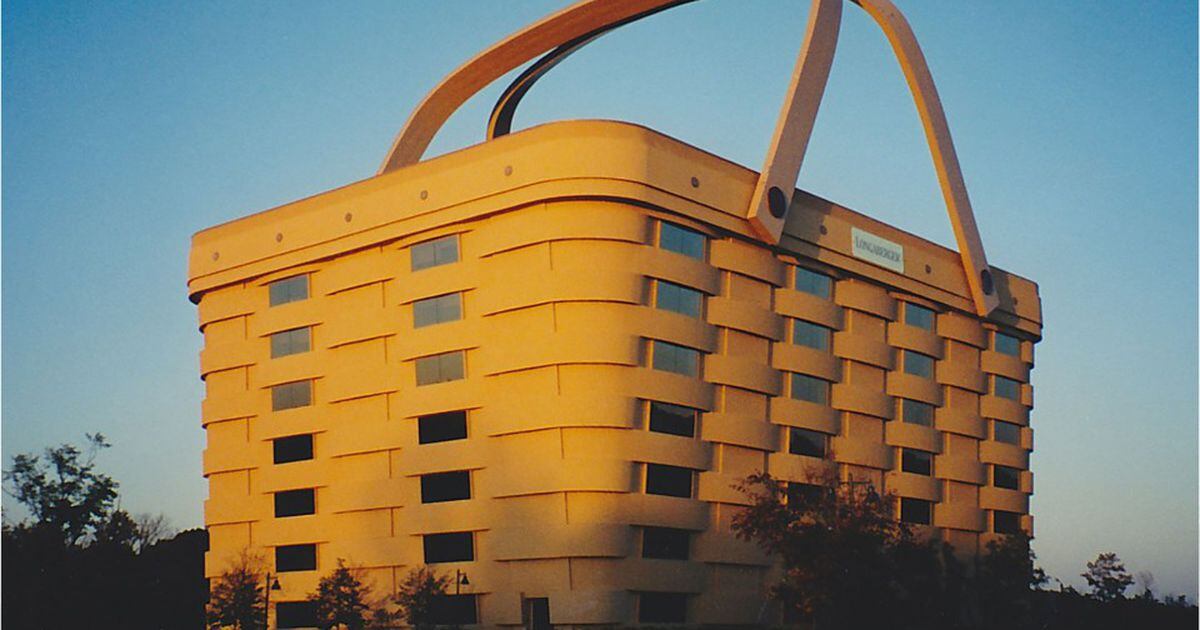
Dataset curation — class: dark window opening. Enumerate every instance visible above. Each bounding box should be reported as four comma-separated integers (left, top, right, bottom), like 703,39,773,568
789,428,827,459
271,380,313,411
903,302,936,331
411,235,459,271
273,434,314,464
901,449,933,476
794,267,833,298
642,527,690,560
269,275,309,307
900,498,932,525
275,544,316,572
994,420,1021,445
648,402,697,438
901,399,934,426
993,510,1022,534
993,465,1021,490
787,482,830,508
274,489,316,518
658,222,706,260
421,471,471,503
418,411,469,444
423,532,474,564
639,592,687,623
276,601,319,628
431,594,478,625
645,464,693,498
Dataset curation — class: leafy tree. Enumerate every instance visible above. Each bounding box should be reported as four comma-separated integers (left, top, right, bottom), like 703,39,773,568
3,433,118,547
1082,552,1134,602
311,559,375,629
977,533,1047,629
207,551,266,630
732,471,931,628
394,566,452,630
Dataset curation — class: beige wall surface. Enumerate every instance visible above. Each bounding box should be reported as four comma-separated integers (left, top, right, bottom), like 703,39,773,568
191,120,1040,626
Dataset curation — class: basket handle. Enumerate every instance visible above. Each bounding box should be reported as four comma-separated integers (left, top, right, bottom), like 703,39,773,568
378,0,999,317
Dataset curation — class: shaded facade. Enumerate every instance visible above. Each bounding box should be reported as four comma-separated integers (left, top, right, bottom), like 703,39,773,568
189,119,1041,627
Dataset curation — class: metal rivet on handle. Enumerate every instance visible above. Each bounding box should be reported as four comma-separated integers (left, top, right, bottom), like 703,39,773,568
690,177,700,188
980,269,994,295
344,212,353,223
275,233,283,243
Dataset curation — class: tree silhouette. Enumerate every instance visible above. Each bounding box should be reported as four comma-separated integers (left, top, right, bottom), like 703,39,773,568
311,559,379,629
206,551,266,630
3,433,118,547
394,566,452,630
1082,552,1134,602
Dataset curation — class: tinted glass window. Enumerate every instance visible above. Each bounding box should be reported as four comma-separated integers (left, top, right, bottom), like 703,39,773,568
271,381,312,411
651,341,700,377
903,302,935,331
648,402,696,437
270,327,312,359
994,332,1020,356
994,420,1021,445
789,428,827,458
273,434,314,464
901,399,934,426
645,464,693,498
642,527,690,560
274,489,315,518
410,235,459,271
900,498,932,525
793,320,832,351
993,465,1020,490
639,592,687,623
901,449,933,476
993,510,1022,534
418,411,468,444
423,532,474,563
794,267,832,298
276,601,319,629
658,222,706,260
276,544,317,572
791,373,829,404
787,482,829,507
413,293,463,328
993,375,1020,401
654,280,703,317
420,471,471,503
269,275,309,307
902,351,935,379
415,351,465,386
430,595,478,625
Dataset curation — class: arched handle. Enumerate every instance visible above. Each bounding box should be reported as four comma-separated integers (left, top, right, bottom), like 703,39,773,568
379,0,999,317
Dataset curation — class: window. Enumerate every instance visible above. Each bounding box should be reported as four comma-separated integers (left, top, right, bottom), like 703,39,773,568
993,510,1022,534
792,320,832,351
269,275,309,307
903,302,935,331
418,411,468,444
787,482,829,507
902,351,935,379
992,375,1021,401
993,332,1020,357
789,428,827,459
270,327,311,358
410,235,459,271
416,351,465,386
651,341,700,377
274,489,316,518
794,267,832,299
658,222,706,260
431,595,478,625
413,293,463,328
648,401,697,438
271,381,312,411
639,592,687,623
992,465,1020,490
901,449,933,476
901,399,934,427
645,464,693,498
276,544,317,572
900,498,932,525
276,602,319,629
273,434,314,464
423,532,474,563
654,280,703,317
993,420,1021,445
642,527,690,560
790,373,830,405
420,471,471,503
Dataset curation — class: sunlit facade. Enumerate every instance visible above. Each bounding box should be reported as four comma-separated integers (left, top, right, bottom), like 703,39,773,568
189,120,1041,627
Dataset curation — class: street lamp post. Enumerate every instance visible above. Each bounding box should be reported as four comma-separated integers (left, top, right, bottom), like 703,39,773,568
455,570,469,595
264,573,282,629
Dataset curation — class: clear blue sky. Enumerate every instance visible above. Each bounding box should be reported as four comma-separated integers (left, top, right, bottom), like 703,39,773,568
4,0,1196,599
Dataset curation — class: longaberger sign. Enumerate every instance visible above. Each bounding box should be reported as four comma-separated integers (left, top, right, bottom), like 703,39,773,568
851,227,905,273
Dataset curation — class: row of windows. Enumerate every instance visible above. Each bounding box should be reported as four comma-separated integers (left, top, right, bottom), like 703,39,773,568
267,410,469,468
896,497,1023,533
